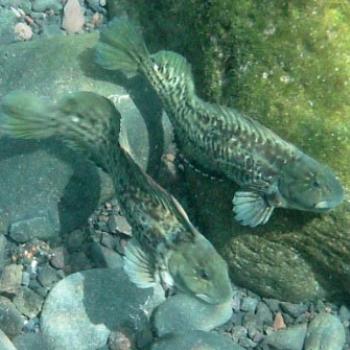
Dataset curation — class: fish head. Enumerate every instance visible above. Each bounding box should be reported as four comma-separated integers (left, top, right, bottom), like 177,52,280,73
167,234,233,305
278,154,344,212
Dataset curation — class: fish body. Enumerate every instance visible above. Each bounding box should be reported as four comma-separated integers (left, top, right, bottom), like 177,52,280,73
0,91,233,305
96,19,344,227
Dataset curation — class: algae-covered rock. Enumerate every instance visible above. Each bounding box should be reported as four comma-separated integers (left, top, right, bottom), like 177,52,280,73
126,1,350,302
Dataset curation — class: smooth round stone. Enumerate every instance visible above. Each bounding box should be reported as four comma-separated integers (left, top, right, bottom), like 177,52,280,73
0,138,113,238
262,323,307,350
151,330,243,350
41,268,156,350
0,329,16,350
304,313,346,350
152,293,233,337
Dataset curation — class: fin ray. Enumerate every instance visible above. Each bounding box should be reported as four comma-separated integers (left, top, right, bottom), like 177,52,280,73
233,191,274,227
123,238,157,288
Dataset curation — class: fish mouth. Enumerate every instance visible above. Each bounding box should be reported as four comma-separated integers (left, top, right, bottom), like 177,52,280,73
195,293,216,304
314,200,331,210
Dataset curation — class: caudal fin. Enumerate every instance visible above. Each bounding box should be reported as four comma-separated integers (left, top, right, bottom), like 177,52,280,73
1,91,59,139
0,91,121,168
95,18,149,74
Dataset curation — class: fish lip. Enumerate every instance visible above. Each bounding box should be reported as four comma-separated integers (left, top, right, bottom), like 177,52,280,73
314,200,331,209
195,293,214,304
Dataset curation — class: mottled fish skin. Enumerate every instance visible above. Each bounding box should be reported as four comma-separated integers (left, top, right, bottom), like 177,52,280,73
0,91,233,305
95,19,344,227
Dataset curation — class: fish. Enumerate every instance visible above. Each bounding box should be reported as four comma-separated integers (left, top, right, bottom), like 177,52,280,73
0,90,233,305
95,18,344,227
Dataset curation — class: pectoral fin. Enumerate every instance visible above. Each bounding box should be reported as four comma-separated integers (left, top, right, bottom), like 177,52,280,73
123,238,157,288
233,191,274,227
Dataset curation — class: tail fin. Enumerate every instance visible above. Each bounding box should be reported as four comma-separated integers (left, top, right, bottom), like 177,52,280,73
95,18,149,74
1,91,60,139
1,91,121,168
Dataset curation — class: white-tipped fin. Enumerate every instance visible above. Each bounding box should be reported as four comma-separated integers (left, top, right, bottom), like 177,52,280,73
123,238,156,288
233,191,274,227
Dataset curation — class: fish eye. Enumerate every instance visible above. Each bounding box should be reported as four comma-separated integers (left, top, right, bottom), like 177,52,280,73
198,269,210,280
312,179,321,188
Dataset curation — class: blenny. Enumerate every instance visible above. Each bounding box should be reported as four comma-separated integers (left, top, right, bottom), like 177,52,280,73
95,18,344,227
0,91,233,305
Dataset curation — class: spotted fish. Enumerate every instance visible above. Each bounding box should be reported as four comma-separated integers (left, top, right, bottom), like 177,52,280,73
95,18,344,227
0,91,233,305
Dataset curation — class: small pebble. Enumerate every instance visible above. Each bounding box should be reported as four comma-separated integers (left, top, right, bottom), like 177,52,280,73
238,336,257,348
0,264,23,297
13,287,43,318
62,0,85,34
49,247,66,270
0,297,25,338
263,323,307,350
114,215,132,236
14,22,33,41
37,264,60,288
108,329,135,350
256,301,273,326
273,312,286,331
280,302,308,318
21,271,30,287
338,305,350,323
231,292,241,312
241,296,259,313
264,298,280,313
22,317,40,333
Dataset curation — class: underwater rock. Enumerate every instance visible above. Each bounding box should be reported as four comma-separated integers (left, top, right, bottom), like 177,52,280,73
0,296,25,338
12,333,49,350
0,234,9,271
0,137,113,238
262,323,307,350
37,265,61,288
304,313,346,350
240,296,259,313
40,268,159,350
0,330,16,350
152,293,233,337
129,0,350,302
255,301,273,327
88,242,124,269
13,287,44,318
151,330,243,350
0,263,23,297
9,216,56,243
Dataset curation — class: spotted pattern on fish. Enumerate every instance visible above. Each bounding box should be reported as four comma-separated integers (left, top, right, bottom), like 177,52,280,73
95,18,344,227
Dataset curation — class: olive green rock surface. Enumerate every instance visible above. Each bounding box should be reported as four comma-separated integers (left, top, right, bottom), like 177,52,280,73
121,1,350,302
